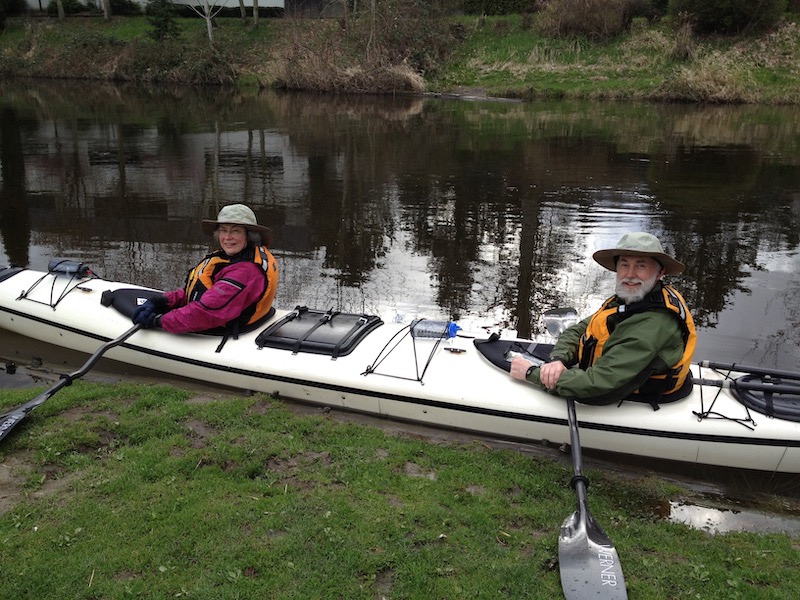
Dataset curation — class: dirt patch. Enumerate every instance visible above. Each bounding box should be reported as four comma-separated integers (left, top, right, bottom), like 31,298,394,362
375,567,395,598
60,407,119,422
184,418,219,448
0,454,33,514
33,470,81,500
403,462,436,480
0,452,84,515
186,394,223,405
266,451,332,473
246,399,274,415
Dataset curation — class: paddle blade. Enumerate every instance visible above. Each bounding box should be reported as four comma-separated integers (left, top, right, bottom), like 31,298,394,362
559,510,627,599
0,408,27,442
542,307,579,337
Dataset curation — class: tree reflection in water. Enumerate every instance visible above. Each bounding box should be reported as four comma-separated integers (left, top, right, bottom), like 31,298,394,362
0,80,798,369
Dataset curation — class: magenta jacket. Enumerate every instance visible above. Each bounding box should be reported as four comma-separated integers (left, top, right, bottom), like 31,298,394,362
159,261,266,334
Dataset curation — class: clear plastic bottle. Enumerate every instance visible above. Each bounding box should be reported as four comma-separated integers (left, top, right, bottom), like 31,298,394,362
410,319,461,339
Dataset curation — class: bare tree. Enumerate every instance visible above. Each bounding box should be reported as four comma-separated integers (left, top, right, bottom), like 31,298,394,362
101,0,111,20
185,0,225,44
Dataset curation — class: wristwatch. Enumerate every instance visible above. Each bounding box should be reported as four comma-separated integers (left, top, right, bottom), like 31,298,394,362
525,364,536,379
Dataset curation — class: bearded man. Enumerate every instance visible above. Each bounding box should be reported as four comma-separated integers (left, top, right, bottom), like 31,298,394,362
511,232,697,409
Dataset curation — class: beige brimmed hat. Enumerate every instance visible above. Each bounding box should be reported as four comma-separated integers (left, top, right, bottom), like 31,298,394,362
592,232,685,275
201,204,271,240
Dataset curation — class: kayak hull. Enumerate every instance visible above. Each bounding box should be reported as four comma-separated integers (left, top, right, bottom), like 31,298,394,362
2,265,799,473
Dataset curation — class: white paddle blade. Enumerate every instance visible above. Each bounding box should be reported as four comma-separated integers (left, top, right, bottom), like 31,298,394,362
542,308,579,337
559,511,627,599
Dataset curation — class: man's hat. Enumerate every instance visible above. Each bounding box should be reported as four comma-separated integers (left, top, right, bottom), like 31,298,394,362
201,204,271,240
592,232,685,275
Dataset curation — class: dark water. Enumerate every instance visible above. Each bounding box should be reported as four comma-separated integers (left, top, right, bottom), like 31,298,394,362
1,79,799,370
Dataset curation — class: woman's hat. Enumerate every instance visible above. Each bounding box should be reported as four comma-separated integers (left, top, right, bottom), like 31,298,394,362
592,232,685,275
201,204,271,241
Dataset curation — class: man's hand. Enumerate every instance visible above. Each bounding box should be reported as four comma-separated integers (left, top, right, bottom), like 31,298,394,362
510,355,534,381
539,360,567,390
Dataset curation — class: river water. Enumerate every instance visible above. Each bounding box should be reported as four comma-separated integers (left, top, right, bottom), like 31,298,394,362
1,79,799,369
2,80,800,529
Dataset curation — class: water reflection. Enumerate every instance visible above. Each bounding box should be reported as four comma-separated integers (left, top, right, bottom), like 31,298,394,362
665,501,800,537
0,80,798,369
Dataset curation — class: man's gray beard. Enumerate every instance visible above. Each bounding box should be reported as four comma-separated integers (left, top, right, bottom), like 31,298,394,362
615,274,659,304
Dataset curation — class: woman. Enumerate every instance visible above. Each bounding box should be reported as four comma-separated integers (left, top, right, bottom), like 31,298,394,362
133,204,279,337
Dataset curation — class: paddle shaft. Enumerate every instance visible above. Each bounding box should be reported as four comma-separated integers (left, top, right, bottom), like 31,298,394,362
558,397,627,599
699,361,800,381
697,378,800,396
566,398,588,506
0,325,141,443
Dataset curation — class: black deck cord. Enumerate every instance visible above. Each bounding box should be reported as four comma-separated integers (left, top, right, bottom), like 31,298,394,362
692,363,757,430
361,325,417,380
16,267,98,309
215,333,230,354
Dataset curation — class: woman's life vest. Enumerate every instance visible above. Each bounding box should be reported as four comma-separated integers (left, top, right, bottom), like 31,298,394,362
184,244,278,335
577,283,697,407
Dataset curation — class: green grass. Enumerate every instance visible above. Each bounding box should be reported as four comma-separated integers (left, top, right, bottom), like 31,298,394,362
1,381,799,598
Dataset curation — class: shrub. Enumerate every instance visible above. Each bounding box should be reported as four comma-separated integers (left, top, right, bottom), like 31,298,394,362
3,0,27,17
274,0,456,93
110,0,141,16
461,0,542,15
670,19,695,61
146,0,180,41
46,0,90,16
537,0,651,40
668,0,788,35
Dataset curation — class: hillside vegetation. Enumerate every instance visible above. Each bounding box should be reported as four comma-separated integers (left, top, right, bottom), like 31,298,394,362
0,8,799,103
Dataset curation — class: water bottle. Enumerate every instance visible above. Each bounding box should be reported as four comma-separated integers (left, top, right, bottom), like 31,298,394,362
410,319,461,339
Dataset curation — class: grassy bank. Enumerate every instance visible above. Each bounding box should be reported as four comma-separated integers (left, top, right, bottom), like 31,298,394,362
1,13,800,103
1,380,799,598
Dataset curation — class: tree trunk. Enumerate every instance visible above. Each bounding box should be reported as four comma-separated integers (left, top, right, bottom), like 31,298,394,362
238,0,246,22
56,0,65,20
201,0,215,45
253,0,259,27
102,0,111,20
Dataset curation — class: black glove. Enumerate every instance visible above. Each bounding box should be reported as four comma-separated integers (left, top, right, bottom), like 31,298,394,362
132,295,168,328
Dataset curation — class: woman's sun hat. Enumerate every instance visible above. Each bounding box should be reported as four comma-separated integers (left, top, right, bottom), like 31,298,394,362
201,204,271,240
592,232,685,275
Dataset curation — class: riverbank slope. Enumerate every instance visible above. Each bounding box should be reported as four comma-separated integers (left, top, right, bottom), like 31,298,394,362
1,14,799,103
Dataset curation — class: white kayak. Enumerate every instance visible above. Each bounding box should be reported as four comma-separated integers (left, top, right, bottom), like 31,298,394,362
1,261,799,473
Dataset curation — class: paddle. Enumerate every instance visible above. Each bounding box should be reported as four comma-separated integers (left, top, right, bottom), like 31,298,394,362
538,308,627,599
698,361,800,381
0,324,141,444
697,377,800,396
558,397,627,599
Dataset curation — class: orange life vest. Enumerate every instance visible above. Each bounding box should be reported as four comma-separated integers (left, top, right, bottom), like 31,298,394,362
184,244,279,333
577,284,697,404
